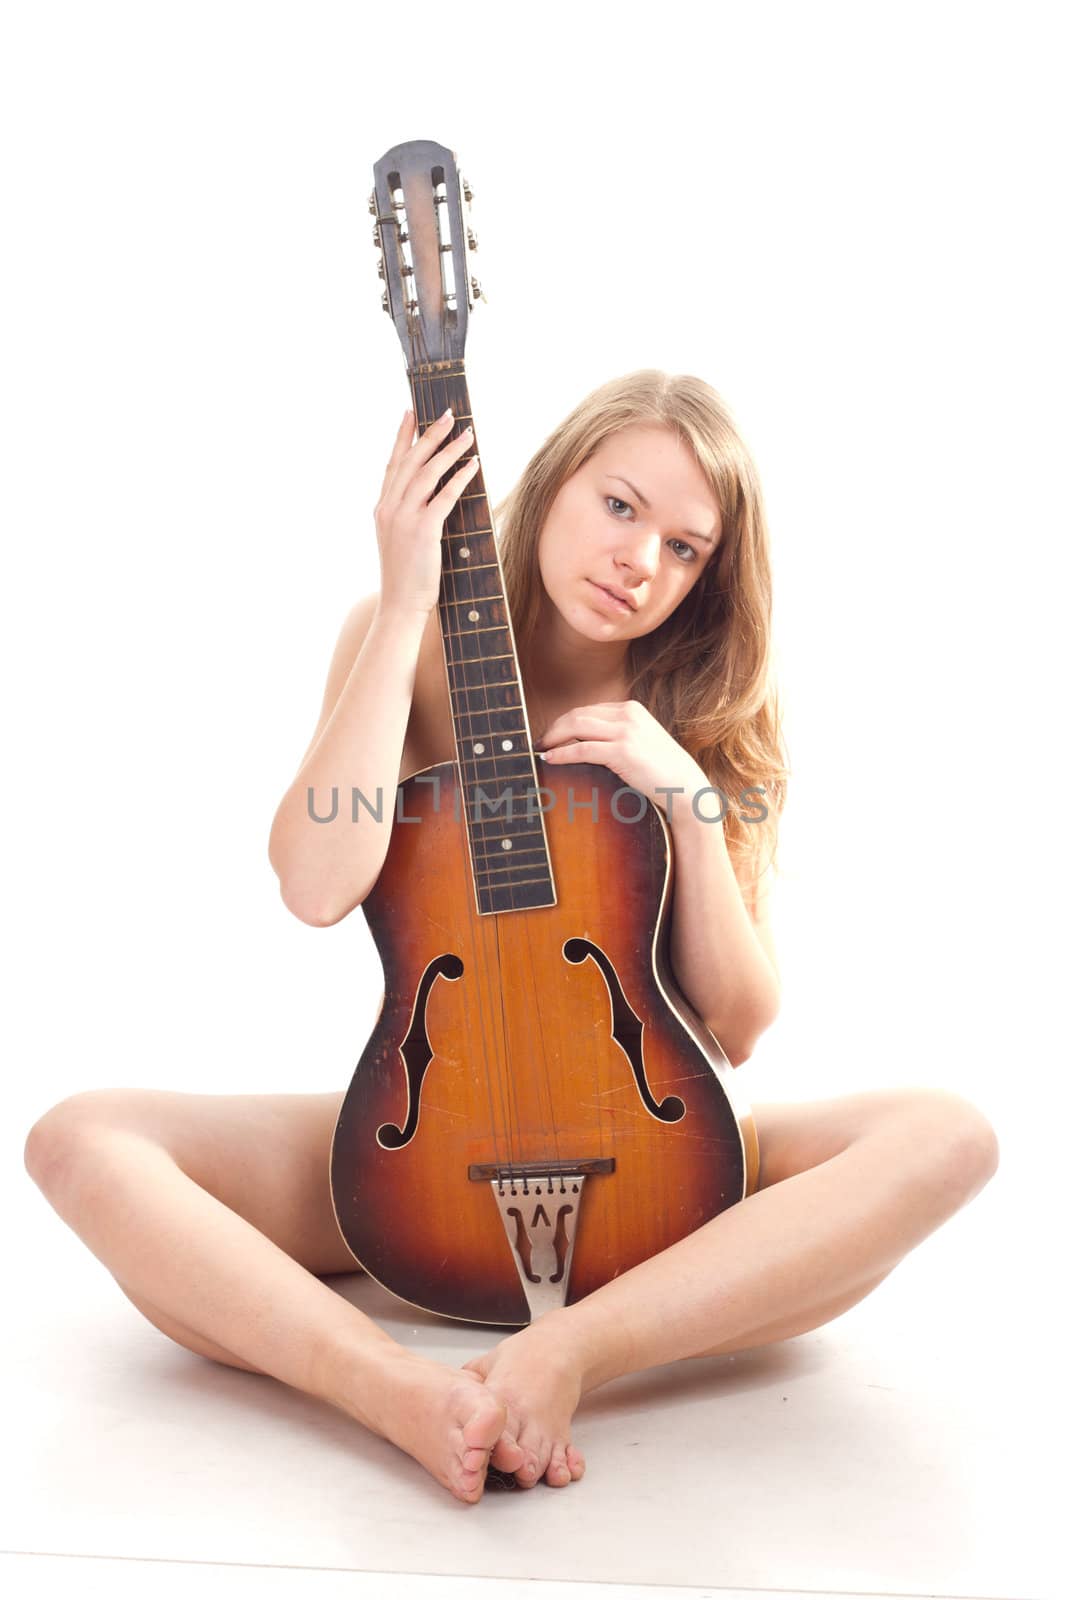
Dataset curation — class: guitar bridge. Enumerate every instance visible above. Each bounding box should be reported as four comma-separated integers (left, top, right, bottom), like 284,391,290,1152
469,1159,614,1321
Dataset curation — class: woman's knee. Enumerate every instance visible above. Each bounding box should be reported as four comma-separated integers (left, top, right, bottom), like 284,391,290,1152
23,1088,166,1204
898,1086,1000,1203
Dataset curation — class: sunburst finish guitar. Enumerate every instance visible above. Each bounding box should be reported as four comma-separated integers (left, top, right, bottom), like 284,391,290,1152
330,138,759,1326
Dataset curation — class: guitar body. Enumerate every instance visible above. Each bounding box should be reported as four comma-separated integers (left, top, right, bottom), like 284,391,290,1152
331,759,759,1326
331,137,759,1325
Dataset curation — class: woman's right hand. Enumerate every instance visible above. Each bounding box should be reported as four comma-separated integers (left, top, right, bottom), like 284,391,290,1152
374,408,481,616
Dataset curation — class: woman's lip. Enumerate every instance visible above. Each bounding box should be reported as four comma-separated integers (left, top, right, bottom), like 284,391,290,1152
588,580,633,613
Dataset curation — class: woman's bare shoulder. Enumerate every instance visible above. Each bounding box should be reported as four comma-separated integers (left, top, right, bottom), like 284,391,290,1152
334,594,448,780
291,593,378,767
295,592,439,773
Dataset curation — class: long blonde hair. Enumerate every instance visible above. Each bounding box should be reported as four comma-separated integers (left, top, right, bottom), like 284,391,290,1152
493,369,790,904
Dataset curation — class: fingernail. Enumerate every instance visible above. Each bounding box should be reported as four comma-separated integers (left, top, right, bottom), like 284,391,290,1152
440,406,453,421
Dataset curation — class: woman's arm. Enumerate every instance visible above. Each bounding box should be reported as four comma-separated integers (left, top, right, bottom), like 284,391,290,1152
532,698,782,1067
269,408,478,925
268,593,428,926
666,805,781,1067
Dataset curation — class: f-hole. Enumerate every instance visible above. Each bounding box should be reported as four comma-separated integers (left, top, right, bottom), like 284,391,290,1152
377,953,464,1148
563,937,685,1122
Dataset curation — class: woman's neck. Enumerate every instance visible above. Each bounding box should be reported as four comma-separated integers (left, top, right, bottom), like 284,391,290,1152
524,610,631,714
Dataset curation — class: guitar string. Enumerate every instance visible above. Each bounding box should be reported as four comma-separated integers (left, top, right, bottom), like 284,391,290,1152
419,363,515,1190
411,352,517,1180
401,348,504,1181
435,355,522,1184
426,348,557,1186
410,306,571,1210
444,356,565,1185
433,353,530,1180
501,591,567,1184
474,396,566,1188
449,294,572,1183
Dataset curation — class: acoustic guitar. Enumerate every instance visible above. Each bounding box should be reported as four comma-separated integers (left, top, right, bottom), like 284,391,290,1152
330,138,759,1326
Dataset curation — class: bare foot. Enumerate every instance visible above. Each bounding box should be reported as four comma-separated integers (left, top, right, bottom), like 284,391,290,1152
462,1321,587,1489
341,1345,526,1504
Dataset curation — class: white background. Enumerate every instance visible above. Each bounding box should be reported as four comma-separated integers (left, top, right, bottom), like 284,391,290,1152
3,3,1062,1174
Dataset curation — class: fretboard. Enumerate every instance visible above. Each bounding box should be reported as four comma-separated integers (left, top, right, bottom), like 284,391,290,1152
409,359,556,916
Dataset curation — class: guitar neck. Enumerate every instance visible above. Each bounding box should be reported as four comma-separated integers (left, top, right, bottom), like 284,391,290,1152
408,361,553,915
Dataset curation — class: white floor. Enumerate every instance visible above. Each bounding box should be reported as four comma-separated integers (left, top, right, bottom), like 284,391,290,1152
4,1138,1054,1600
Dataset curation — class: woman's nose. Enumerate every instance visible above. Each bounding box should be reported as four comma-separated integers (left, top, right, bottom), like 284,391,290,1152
617,531,660,579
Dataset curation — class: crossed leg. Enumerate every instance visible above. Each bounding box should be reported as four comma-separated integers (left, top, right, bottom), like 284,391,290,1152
24,1088,531,1502
462,1083,1000,1484
679,1082,984,1360
26,1081,998,1498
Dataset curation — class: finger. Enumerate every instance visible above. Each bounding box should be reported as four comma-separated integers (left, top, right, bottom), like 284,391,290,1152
541,713,616,749
430,452,480,511
410,426,476,503
542,740,614,763
389,407,458,500
378,410,416,496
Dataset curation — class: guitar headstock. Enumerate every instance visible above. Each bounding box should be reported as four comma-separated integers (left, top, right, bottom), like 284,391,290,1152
369,139,483,366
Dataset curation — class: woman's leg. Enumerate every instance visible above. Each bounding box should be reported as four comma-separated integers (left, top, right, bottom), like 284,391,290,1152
23,1088,529,1502
464,1085,1000,1485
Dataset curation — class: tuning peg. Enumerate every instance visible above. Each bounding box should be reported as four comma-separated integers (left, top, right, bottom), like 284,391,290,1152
377,258,386,280
463,178,473,202
381,290,390,312
467,227,478,251
372,224,381,248
471,277,486,303
368,191,378,216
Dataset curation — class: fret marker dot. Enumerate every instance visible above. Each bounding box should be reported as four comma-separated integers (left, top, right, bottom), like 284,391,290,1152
473,742,485,754
468,609,479,621
459,547,471,559
501,739,513,751
501,839,513,850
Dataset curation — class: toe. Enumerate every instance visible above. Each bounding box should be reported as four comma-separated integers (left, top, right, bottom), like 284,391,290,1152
545,1441,572,1487
488,1429,526,1474
459,1388,508,1455
566,1443,586,1479
514,1432,546,1487
451,1451,489,1502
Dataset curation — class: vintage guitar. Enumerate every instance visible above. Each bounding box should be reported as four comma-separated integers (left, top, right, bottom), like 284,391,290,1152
330,137,760,1326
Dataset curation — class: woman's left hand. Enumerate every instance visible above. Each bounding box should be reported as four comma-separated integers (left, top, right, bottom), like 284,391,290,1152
536,700,706,812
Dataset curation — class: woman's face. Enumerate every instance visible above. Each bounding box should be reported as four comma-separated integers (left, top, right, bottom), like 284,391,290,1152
537,423,723,639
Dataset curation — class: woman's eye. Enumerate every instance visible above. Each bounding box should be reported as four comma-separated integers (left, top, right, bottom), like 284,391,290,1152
605,497,696,563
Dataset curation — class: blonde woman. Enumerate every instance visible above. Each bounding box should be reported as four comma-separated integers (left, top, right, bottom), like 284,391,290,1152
24,371,999,1506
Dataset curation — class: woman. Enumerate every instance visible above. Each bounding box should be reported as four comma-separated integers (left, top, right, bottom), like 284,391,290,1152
24,370,999,1507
